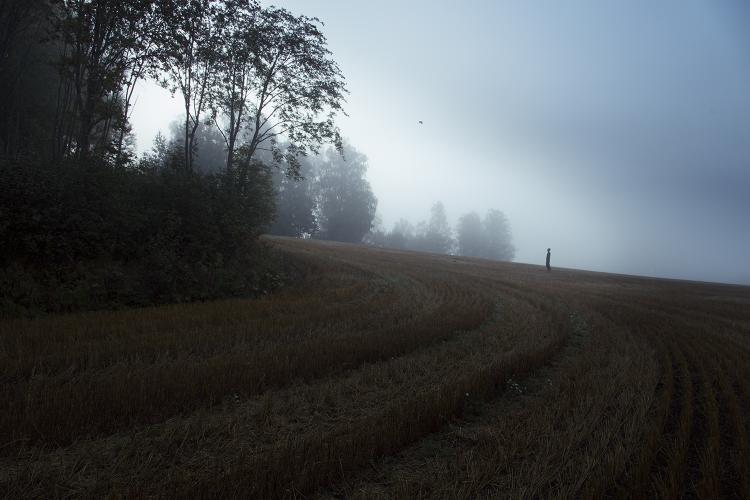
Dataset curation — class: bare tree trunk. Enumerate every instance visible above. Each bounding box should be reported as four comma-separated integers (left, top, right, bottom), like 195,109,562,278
226,133,236,170
115,69,140,167
114,109,128,167
184,105,191,171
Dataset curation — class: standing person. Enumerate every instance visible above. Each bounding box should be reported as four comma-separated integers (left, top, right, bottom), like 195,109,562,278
546,248,551,271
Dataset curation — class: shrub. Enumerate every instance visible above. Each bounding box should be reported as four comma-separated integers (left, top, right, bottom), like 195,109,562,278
0,155,277,316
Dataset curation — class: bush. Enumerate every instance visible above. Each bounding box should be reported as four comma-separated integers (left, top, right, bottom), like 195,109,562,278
0,155,278,316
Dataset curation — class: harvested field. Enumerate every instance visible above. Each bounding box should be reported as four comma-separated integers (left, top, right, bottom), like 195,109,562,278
1,236,749,498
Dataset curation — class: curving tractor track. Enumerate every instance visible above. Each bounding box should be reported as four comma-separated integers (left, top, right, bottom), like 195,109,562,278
1,237,749,498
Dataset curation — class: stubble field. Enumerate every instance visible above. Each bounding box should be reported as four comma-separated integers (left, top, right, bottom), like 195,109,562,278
2,236,749,498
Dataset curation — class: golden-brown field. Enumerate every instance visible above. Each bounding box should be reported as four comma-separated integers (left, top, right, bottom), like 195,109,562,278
2,236,749,498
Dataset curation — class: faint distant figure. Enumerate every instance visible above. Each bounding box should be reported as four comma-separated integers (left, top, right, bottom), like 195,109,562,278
546,248,551,271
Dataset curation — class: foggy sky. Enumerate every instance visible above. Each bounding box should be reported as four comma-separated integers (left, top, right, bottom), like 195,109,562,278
130,0,750,285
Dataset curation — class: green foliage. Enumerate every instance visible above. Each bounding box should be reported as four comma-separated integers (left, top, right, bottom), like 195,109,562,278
0,155,276,316
49,0,159,161
0,0,350,316
242,4,348,175
268,157,317,237
155,0,348,173
314,144,377,243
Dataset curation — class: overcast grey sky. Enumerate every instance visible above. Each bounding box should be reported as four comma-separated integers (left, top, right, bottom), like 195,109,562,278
130,0,750,285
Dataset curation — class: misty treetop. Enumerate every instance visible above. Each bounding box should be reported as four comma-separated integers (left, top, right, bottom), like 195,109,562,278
412,201,454,255
368,204,515,262
156,0,347,173
266,141,377,243
457,212,483,257
366,202,453,255
457,209,515,261
314,145,377,243
152,122,378,242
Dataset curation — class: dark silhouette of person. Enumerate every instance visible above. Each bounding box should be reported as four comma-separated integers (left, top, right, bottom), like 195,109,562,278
546,248,551,271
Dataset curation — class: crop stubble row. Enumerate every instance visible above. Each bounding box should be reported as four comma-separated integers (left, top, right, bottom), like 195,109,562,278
1,237,749,498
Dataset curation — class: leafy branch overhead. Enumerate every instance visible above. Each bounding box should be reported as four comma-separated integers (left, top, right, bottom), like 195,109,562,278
154,0,348,174
245,6,347,177
1,0,346,173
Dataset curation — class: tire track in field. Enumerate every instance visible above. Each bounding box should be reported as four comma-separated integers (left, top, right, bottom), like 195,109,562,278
3,238,749,498
180,286,571,499
206,243,750,498
317,306,658,500
0,241,496,452
650,324,749,498
593,294,750,499
1,291,564,498
2,240,566,497
414,269,750,499
262,244,749,498
694,333,750,498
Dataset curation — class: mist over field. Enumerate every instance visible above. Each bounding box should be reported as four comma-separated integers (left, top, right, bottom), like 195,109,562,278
126,0,750,285
3,1,750,497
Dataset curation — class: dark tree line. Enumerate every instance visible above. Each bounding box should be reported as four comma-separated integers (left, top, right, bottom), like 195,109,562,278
368,202,515,261
456,209,515,261
1,0,345,167
259,140,377,243
0,0,348,315
151,122,378,243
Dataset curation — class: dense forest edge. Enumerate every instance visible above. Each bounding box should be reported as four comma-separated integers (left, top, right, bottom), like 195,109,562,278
0,0,514,317
0,0,347,316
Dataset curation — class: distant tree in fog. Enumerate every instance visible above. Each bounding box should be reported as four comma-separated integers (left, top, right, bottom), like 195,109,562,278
362,214,387,246
412,201,454,254
269,156,317,237
139,132,182,171
457,211,483,257
455,208,515,261
365,217,415,249
482,209,515,261
162,121,230,173
363,205,514,261
314,144,377,243
388,219,415,249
